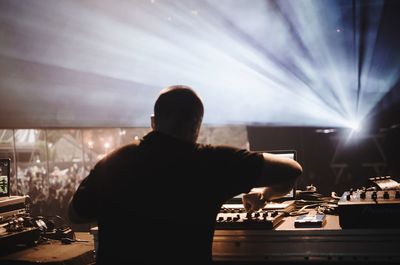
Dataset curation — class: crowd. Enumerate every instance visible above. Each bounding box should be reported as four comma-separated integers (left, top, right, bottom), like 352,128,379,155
14,163,87,219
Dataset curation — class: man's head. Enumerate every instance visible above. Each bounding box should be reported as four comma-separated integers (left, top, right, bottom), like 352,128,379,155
152,85,204,143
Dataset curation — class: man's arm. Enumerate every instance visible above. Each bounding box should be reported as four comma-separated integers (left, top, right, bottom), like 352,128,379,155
68,197,97,224
242,153,302,212
258,152,302,197
68,169,100,224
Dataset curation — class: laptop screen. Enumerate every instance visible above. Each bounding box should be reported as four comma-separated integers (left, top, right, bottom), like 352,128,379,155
0,158,11,197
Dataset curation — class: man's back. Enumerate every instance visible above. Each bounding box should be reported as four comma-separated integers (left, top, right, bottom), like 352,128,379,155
69,86,301,264
74,131,264,264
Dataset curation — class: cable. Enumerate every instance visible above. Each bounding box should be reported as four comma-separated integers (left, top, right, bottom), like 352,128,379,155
289,203,320,216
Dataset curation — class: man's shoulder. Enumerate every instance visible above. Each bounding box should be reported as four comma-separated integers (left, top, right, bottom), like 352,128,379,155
198,143,244,152
102,142,141,162
197,144,254,158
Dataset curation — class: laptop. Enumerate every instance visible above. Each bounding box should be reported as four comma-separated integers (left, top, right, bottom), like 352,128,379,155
0,158,11,198
223,150,297,210
0,158,28,218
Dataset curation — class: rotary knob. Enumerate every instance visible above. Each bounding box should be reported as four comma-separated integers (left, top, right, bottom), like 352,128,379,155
233,214,240,221
383,191,389,199
246,212,252,220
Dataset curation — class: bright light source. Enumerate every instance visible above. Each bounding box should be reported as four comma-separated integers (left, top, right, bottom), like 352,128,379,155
315,128,336,134
349,120,361,132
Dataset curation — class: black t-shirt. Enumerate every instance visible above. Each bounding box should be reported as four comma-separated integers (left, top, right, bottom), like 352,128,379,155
71,131,264,265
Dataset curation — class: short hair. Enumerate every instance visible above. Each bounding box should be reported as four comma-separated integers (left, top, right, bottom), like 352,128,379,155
154,85,204,131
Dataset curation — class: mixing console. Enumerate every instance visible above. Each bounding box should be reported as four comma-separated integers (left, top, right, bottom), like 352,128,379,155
215,207,285,229
338,189,400,228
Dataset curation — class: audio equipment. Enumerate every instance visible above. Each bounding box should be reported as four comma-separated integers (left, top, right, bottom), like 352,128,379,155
0,195,28,220
215,205,286,229
0,158,11,197
0,195,40,251
0,216,41,253
338,188,400,228
294,212,326,228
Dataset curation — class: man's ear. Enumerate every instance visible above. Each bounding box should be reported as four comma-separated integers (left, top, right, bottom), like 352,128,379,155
151,115,156,130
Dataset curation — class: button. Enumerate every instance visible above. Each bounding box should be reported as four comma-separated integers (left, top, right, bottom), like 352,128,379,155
360,191,366,199
371,191,377,200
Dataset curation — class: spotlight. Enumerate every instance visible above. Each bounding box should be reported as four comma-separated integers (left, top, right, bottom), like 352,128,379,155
349,120,361,132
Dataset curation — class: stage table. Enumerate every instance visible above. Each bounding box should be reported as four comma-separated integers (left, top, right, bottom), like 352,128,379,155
0,232,95,265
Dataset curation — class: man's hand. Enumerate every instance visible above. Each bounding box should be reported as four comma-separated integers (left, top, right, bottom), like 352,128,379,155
242,192,266,212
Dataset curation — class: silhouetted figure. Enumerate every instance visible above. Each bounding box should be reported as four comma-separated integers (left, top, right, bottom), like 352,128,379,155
68,85,302,265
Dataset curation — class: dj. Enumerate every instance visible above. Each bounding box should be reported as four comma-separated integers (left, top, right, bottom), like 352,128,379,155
68,85,302,265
